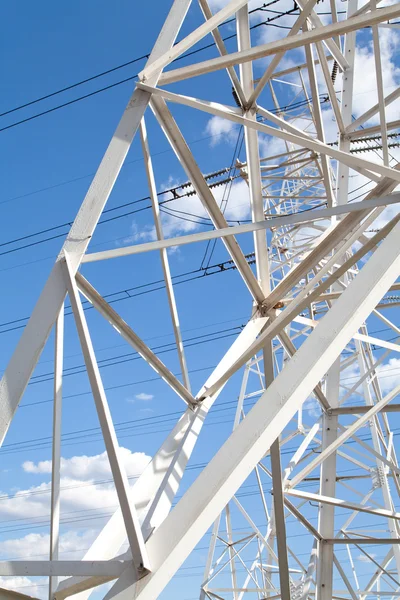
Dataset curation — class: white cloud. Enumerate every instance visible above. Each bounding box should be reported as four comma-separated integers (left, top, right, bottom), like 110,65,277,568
207,0,259,13
205,116,239,146
377,358,400,395
124,177,251,243
357,552,377,563
351,28,400,123
0,449,151,597
0,576,48,599
135,393,154,401
340,358,400,402
0,530,96,560
303,397,322,418
0,448,150,524
23,447,150,481
122,221,157,245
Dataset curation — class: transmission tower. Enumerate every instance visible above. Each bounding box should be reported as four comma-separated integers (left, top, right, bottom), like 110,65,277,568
1,1,400,600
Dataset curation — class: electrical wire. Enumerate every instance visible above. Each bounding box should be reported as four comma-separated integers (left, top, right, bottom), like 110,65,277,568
0,3,313,134
200,127,245,269
0,171,235,258
0,1,289,120
27,325,244,386
0,253,255,335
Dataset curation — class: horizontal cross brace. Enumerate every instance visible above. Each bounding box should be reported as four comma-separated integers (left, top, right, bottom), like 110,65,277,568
325,539,400,544
158,4,400,84
82,192,400,264
331,404,400,415
0,561,130,577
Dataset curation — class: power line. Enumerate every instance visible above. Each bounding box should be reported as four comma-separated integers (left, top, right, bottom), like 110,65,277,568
0,170,234,257
2,1,342,122
0,4,304,134
0,253,255,335
27,325,244,386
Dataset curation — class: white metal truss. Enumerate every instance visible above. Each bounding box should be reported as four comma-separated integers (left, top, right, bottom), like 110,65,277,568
1,1,400,599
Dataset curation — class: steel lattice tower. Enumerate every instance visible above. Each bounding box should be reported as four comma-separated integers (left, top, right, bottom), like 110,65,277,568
1,1,400,599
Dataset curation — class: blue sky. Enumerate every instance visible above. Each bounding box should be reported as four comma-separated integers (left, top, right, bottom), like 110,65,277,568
0,2,264,597
1,0,400,598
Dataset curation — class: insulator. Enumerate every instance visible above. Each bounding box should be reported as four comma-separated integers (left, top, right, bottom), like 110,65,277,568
232,86,241,108
205,168,230,181
331,60,338,84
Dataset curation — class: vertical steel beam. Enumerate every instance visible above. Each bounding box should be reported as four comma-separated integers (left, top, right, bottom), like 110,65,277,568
139,119,191,391
315,359,340,600
63,254,150,575
336,0,358,205
49,306,64,600
303,33,334,207
237,6,270,293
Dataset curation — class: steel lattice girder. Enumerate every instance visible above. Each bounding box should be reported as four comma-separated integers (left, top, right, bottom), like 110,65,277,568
1,1,400,599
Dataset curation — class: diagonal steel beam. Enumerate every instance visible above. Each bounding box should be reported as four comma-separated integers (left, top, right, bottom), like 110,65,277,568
150,94,265,304
75,272,196,406
0,0,192,447
158,4,400,85
102,198,400,600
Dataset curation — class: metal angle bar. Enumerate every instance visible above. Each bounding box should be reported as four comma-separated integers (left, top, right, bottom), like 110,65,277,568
347,119,400,139
353,0,385,17
237,5,270,294
345,87,400,133
75,272,195,406
201,209,387,397
139,119,191,391
82,191,400,263
200,514,221,600
49,307,64,600
303,31,335,207
203,529,255,588
332,404,400,415
139,0,252,83
55,317,267,600
351,542,400,588
338,488,376,533
247,0,319,107
325,539,400,544
63,254,150,574
371,1,389,165
269,382,291,597
288,382,400,489
316,356,339,600
339,428,400,476
300,541,318,600
139,85,400,183
103,209,400,600
283,423,320,481
362,548,394,597
295,0,349,70
294,312,400,354
0,561,131,577
158,4,400,85
0,0,192,447
289,213,400,321
286,489,400,521
333,554,359,600
150,94,265,304
268,55,334,80
198,0,246,108
314,42,345,133
278,330,330,410
283,493,322,541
